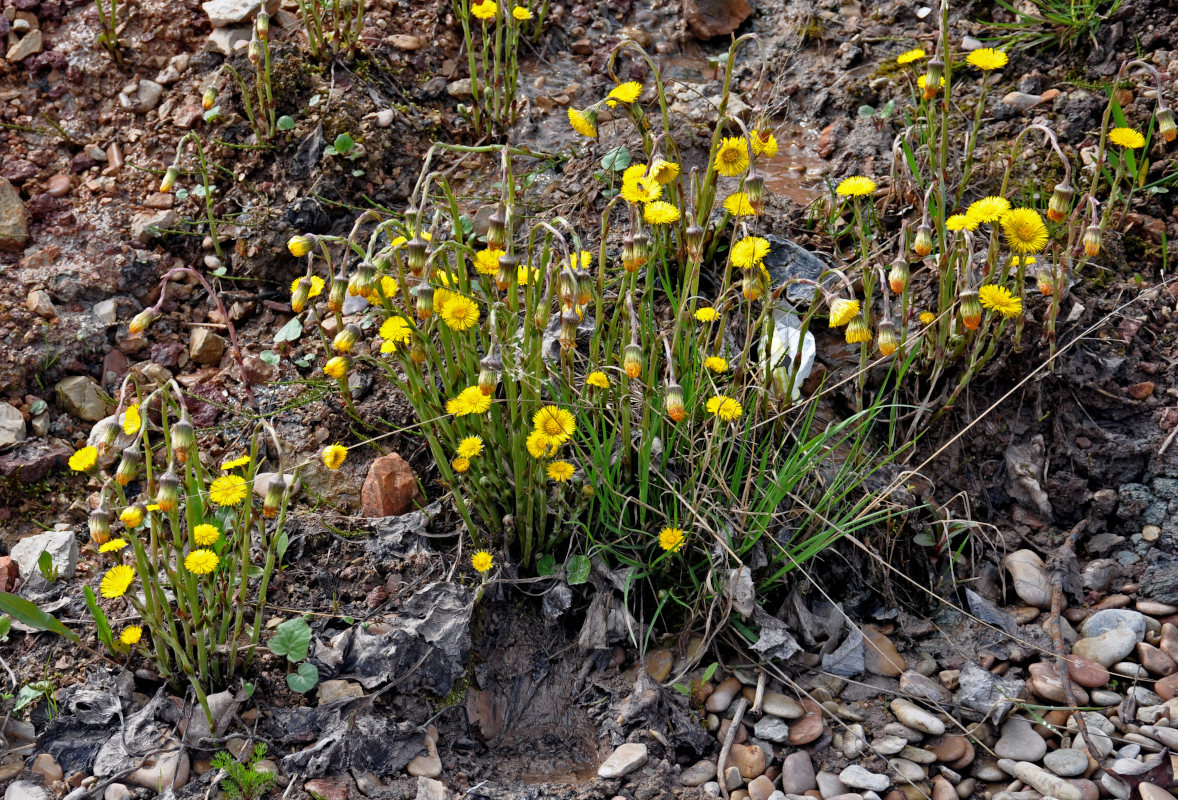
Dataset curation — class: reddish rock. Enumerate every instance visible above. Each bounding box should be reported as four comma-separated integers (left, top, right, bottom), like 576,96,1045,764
1128,381,1155,400
1137,642,1177,676
304,778,348,800
1063,655,1109,688
360,453,422,517
788,699,824,745
1155,672,1178,701
862,624,906,676
683,0,752,39
0,556,16,592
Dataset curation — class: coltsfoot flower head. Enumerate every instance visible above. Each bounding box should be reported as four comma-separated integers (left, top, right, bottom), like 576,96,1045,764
896,48,926,65
723,191,758,217
664,381,685,423
877,319,899,356
648,156,680,185
120,504,145,528
324,355,351,380
946,214,978,232
512,5,531,18
659,526,685,553
644,201,680,225
586,371,610,389
452,456,471,474
1083,224,1102,256
966,47,1008,71
333,324,361,354
472,550,493,573
959,290,982,330
457,436,483,459
559,308,580,350
750,129,779,157
129,308,160,335
263,475,285,518
69,446,98,473
221,454,250,471
185,549,219,575
202,87,217,110
547,460,575,482
89,505,112,544
120,625,142,645
288,234,315,257
156,471,181,512
526,429,555,459
620,164,662,205
608,81,642,104
1037,265,1056,296
1158,108,1177,143
470,0,497,18
704,356,729,373
967,195,1011,224
533,405,576,444
568,106,599,138
975,282,1022,318
845,317,872,344
159,166,179,193
100,564,135,598
441,294,480,331
1001,208,1049,254
474,247,506,276
290,275,325,312
888,258,909,294
379,315,412,349
694,307,719,322
836,175,876,197
193,523,221,546
715,137,750,177
99,537,127,553
706,394,742,421
447,386,492,416
919,311,936,326
921,57,944,99
1109,127,1145,149
209,474,248,506
828,297,860,328
1047,181,1074,223
328,272,348,312
731,236,770,269
623,343,644,379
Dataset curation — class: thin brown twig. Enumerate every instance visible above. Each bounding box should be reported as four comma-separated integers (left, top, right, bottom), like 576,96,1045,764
716,696,748,800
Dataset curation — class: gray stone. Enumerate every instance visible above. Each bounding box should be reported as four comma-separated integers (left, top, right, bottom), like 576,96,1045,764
1141,553,1178,605
103,784,132,800
56,375,110,421
11,530,78,579
92,298,119,325
1072,628,1139,667
128,749,189,790
838,766,890,792
994,718,1046,761
754,716,791,743
871,735,908,756
206,25,252,54
130,210,178,243
5,781,50,800
1090,689,1121,706
597,742,647,778
0,178,29,252
761,692,804,719
681,760,717,787
888,758,926,784
764,235,834,304
817,771,848,799
136,80,164,112
5,30,42,62
890,698,945,735
446,79,473,98
997,759,1081,800
1081,609,1147,641
781,752,816,795
0,403,25,446
414,777,450,800
201,0,272,26
1001,91,1042,111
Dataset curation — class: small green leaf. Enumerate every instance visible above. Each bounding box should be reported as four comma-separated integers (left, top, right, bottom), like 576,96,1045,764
37,551,55,582
30,400,46,416
309,93,322,107
599,145,631,172
536,554,556,576
259,350,281,366
672,683,690,696
274,316,303,344
0,616,10,641
203,106,221,121
175,188,189,201
269,616,312,662
333,132,354,154
912,532,936,547
701,661,718,683
566,555,591,585
211,266,227,277
276,531,290,562
287,662,319,693
0,592,78,642
14,684,45,712
324,146,338,157
277,115,296,131
351,169,365,177
857,105,875,119
84,586,115,654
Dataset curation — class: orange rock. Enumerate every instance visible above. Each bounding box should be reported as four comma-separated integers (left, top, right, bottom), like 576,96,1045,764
360,452,422,517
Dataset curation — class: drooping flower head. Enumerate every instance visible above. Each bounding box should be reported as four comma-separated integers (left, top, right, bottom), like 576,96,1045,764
836,176,876,197
122,404,142,435
607,81,642,104
845,317,872,344
828,298,860,328
647,157,680,186
567,106,599,138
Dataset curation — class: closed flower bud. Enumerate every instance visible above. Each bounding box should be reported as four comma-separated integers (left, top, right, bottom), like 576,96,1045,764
351,263,376,297
406,234,429,275
575,268,593,307
290,277,313,313
129,308,160,335
1047,181,1073,223
558,268,577,309
877,319,899,356
685,221,705,262
202,87,217,110
89,503,112,545
913,224,933,257
495,253,517,293
959,290,982,331
333,324,360,353
263,475,285,519
156,471,181,513
623,343,644,379
403,205,420,229
248,36,263,65
1159,108,1177,143
559,308,580,350
324,355,351,379
923,57,944,100
664,381,685,423
287,234,315,257
255,10,270,39
415,283,434,319
622,233,637,273
845,316,872,343
888,258,909,294
328,272,348,313
631,232,650,271
410,344,427,364
1083,225,1102,257
116,445,140,485
160,166,179,193
742,270,763,301
478,350,501,395
745,169,765,214
96,418,120,448
1037,265,1055,296
172,414,195,460
487,204,507,249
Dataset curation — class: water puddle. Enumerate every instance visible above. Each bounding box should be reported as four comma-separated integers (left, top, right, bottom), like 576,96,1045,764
763,123,827,207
